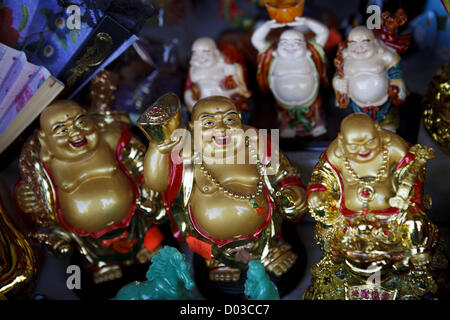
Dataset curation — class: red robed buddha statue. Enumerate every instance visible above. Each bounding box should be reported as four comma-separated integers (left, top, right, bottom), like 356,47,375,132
141,94,308,283
15,100,164,284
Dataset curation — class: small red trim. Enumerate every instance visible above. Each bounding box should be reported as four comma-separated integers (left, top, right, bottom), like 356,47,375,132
143,225,164,252
161,155,184,242
277,176,305,190
306,184,327,199
101,230,137,254
410,180,426,211
394,152,415,171
45,126,138,238
186,236,212,260
189,185,274,247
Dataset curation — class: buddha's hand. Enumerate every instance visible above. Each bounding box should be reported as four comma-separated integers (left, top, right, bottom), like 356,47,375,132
333,77,348,94
264,19,286,29
156,135,183,154
16,183,39,214
277,186,307,217
287,17,306,27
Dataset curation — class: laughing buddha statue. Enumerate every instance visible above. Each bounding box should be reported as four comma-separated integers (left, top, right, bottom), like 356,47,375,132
333,26,408,132
139,94,308,282
15,99,165,284
304,113,447,300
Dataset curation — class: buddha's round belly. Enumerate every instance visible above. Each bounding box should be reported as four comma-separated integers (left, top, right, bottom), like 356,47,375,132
349,73,388,106
271,74,318,105
58,173,135,233
343,181,395,212
191,190,268,240
196,80,224,97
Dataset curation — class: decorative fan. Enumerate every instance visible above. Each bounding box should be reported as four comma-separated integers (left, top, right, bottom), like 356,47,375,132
0,0,155,94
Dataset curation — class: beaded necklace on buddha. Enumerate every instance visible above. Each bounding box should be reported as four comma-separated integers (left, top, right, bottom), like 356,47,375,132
198,140,266,216
343,147,389,216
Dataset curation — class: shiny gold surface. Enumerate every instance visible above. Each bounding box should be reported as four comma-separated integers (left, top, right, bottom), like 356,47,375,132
138,93,182,145
38,101,135,233
0,199,37,298
423,62,450,155
142,95,307,280
305,113,445,300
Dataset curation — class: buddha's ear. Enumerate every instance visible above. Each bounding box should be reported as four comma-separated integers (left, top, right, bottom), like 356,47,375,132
38,130,51,162
335,133,345,158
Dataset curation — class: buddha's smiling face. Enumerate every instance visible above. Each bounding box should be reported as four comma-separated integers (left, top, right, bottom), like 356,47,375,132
277,30,307,59
340,114,382,163
39,100,99,161
191,96,244,161
190,37,220,69
347,26,377,60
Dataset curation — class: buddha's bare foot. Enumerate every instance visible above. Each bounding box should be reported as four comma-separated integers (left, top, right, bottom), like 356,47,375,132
263,242,297,276
93,264,122,284
206,259,241,282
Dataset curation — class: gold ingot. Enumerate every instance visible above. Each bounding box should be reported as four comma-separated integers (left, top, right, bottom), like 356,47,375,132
265,0,305,23
137,93,181,144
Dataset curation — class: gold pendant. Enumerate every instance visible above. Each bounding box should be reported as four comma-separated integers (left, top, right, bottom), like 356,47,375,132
357,184,374,216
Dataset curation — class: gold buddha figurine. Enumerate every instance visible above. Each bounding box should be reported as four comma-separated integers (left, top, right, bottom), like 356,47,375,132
140,94,307,282
15,96,164,284
304,113,447,300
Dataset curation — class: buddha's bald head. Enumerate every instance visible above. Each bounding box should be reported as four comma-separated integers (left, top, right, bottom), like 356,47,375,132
192,37,217,52
348,26,376,43
191,96,238,121
341,113,377,137
40,100,86,133
190,37,221,68
347,26,378,60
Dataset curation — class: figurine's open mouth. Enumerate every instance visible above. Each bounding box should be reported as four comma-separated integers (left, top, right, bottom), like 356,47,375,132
70,137,88,148
358,151,371,158
213,135,231,146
